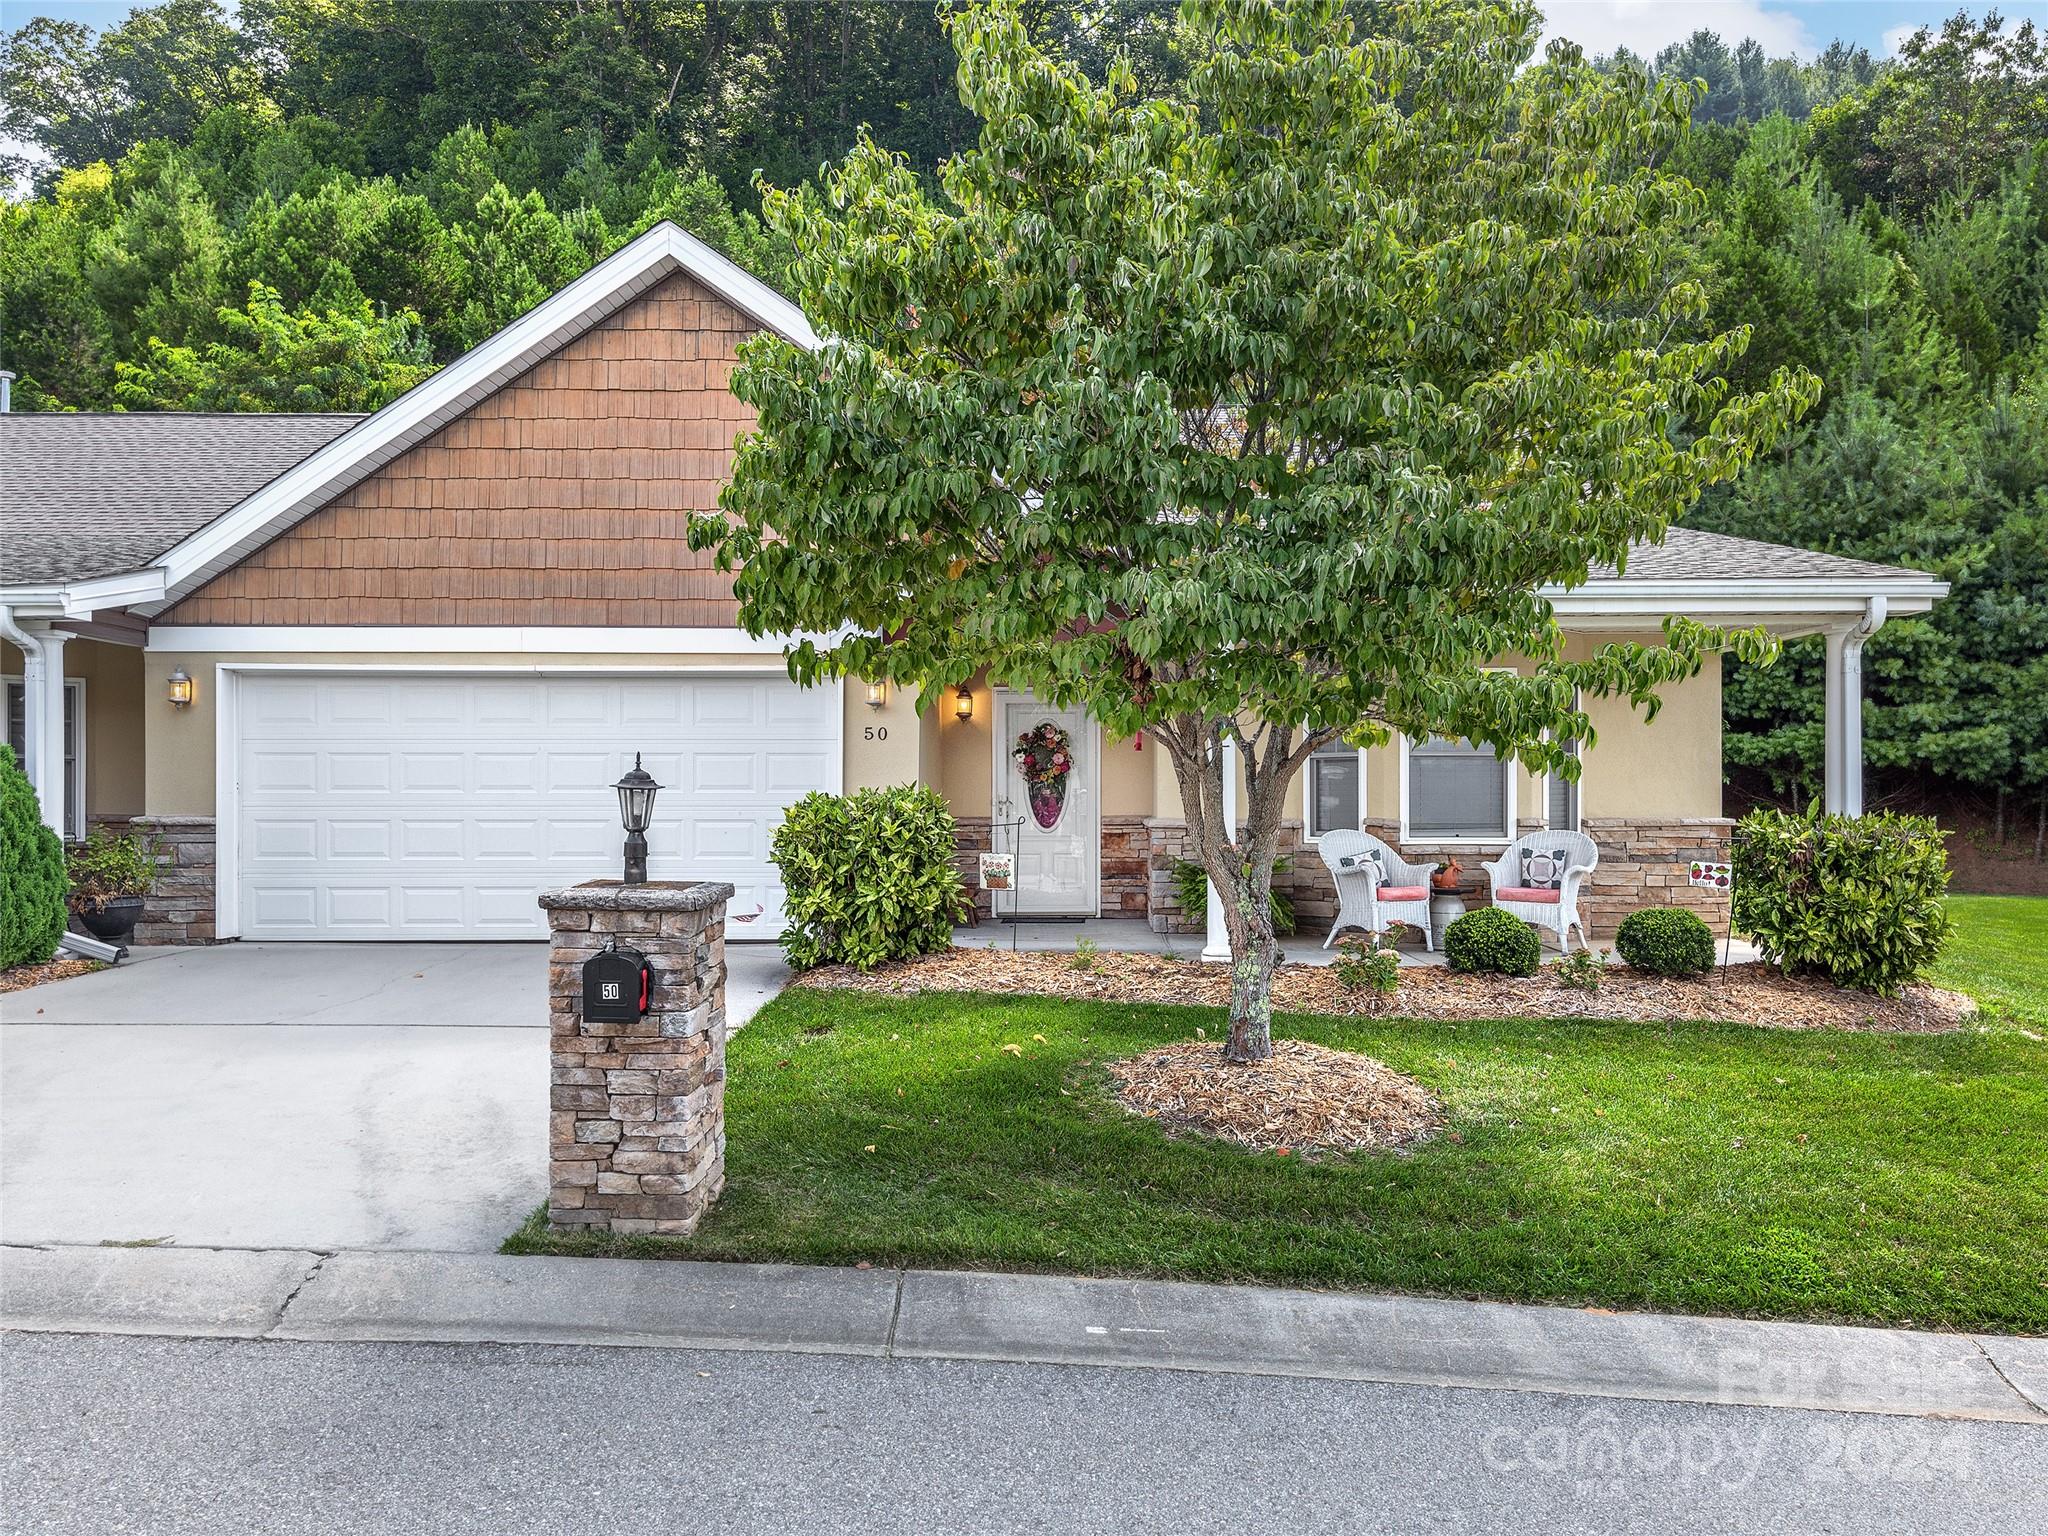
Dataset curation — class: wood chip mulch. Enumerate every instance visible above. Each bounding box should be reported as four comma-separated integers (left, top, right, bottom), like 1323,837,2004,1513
0,956,103,995
1108,1038,1442,1154
795,946,1975,1033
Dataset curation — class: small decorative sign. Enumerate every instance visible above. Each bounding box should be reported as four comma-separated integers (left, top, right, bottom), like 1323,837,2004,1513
1689,860,1732,891
979,851,1015,891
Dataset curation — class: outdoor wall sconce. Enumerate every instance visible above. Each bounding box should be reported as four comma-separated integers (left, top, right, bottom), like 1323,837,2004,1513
954,686,974,721
166,666,194,709
612,753,662,885
866,681,886,709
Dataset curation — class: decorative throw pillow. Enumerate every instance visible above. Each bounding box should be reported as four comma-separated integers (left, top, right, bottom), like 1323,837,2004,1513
1521,847,1569,890
1336,848,1388,882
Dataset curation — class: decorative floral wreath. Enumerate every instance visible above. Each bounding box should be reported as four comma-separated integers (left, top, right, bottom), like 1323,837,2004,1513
1012,721,1074,789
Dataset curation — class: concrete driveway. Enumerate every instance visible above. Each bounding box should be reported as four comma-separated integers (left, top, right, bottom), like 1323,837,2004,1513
0,942,790,1253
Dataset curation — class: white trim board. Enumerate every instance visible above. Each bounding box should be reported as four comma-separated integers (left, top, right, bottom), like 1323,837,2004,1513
139,221,818,617
146,626,845,655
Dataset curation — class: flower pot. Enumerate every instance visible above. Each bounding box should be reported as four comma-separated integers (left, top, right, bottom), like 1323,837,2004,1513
76,895,145,944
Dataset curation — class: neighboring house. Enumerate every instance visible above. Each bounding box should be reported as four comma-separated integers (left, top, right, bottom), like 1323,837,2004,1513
0,221,1947,947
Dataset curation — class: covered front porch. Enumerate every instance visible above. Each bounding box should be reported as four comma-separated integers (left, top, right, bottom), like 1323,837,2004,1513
953,915,1767,967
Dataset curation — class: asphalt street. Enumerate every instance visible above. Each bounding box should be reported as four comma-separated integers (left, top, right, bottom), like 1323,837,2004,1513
4,1332,2041,1536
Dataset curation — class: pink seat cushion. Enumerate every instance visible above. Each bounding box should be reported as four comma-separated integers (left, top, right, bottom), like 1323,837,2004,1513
1496,886,1561,905
1375,885,1428,901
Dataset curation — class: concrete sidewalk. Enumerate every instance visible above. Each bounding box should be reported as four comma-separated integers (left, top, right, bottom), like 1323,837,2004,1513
5,1244,2043,1424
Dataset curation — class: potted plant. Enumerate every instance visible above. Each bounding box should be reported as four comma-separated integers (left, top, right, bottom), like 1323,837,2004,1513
1430,856,1463,893
65,826,159,944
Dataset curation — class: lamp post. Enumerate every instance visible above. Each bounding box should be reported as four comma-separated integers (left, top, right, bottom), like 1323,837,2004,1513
612,753,662,885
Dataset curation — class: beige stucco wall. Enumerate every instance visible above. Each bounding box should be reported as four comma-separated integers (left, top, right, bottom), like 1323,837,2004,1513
139,638,1722,827
1033,632,1723,834
926,675,1154,821
4,636,145,821
142,651,858,816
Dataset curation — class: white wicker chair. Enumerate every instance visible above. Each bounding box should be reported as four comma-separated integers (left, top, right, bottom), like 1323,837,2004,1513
1482,830,1599,953
1318,830,1435,951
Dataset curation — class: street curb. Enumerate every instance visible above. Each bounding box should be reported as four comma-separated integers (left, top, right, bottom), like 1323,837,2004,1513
4,1243,2044,1423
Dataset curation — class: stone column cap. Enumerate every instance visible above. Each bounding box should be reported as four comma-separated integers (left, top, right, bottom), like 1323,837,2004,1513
538,880,737,913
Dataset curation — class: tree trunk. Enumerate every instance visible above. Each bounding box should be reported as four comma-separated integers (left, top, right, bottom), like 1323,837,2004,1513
1221,867,1278,1063
2035,796,2044,862
1155,713,1323,1067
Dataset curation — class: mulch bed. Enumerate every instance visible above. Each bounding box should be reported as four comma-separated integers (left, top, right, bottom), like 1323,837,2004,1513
0,956,103,995
795,945,1976,1032
1108,1038,1442,1155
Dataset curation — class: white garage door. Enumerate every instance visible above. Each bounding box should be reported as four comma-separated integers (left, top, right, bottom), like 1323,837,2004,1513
233,672,837,940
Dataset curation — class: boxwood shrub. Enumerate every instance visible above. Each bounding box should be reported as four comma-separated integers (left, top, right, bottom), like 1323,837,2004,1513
1731,808,1951,995
1614,906,1716,978
1,745,68,971
771,784,967,971
1444,905,1540,977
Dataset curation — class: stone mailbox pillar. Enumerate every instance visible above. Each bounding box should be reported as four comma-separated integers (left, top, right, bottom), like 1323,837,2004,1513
539,879,735,1235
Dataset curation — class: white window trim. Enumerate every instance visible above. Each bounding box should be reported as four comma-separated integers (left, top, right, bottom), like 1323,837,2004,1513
1302,742,1368,844
1399,667,1522,845
1541,689,1584,832
1397,731,1517,845
3,675,87,840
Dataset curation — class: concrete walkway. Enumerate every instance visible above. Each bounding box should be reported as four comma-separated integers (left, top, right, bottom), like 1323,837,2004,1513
0,942,791,1252
5,1244,2043,1425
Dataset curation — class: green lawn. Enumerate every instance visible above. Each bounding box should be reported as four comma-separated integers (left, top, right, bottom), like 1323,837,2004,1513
513,939,2048,1330
1930,894,2048,1026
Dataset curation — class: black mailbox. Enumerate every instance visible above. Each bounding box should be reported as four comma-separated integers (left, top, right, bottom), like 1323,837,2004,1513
582,939,651,1023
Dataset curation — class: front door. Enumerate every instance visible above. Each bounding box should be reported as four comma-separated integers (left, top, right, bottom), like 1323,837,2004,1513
992,692,1098,917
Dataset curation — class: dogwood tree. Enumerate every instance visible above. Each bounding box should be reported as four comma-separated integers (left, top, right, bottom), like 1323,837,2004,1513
694,0,1813,1062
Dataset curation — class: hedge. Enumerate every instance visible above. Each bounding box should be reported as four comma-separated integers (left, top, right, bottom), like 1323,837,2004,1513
1731,808,1950,995
1,745,68,970
771,784,966,971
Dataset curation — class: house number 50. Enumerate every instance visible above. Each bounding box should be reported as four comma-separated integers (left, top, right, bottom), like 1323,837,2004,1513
864,726,888,741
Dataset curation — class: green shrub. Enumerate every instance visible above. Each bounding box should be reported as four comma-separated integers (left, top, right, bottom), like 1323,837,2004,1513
1444,905,1539,976
770,784,966,971
64,825,160,912
1615,907,1716,978
1170,857,1295,934
1551,947,1606,992
1731,808,1951,995
1071,936,1099,973
1333,936,1400,1000
1,745,68,970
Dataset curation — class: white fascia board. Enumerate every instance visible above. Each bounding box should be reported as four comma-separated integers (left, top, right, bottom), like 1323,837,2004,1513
1546,576,1949,603
143,625,845,655
0,568,168,619
141,222,817,616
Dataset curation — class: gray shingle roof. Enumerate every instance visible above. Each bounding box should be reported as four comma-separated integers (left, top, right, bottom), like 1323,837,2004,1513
1,412,362,585
0,411,1938,593
1601,527,1935,584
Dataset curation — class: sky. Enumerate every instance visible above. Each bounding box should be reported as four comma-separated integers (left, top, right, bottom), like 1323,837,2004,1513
1537,1,2043,60
8,1,2036,60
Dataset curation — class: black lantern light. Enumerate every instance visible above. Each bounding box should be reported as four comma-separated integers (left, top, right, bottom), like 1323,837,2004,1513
612,753,662,885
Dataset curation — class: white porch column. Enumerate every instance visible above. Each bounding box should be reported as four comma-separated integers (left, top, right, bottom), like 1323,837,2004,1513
1201,735,1239,963
34,626,68,839
0,610,64,837
1822,629,1846,815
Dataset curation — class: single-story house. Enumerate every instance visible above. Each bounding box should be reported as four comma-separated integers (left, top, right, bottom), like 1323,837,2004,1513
1,221,1948,947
